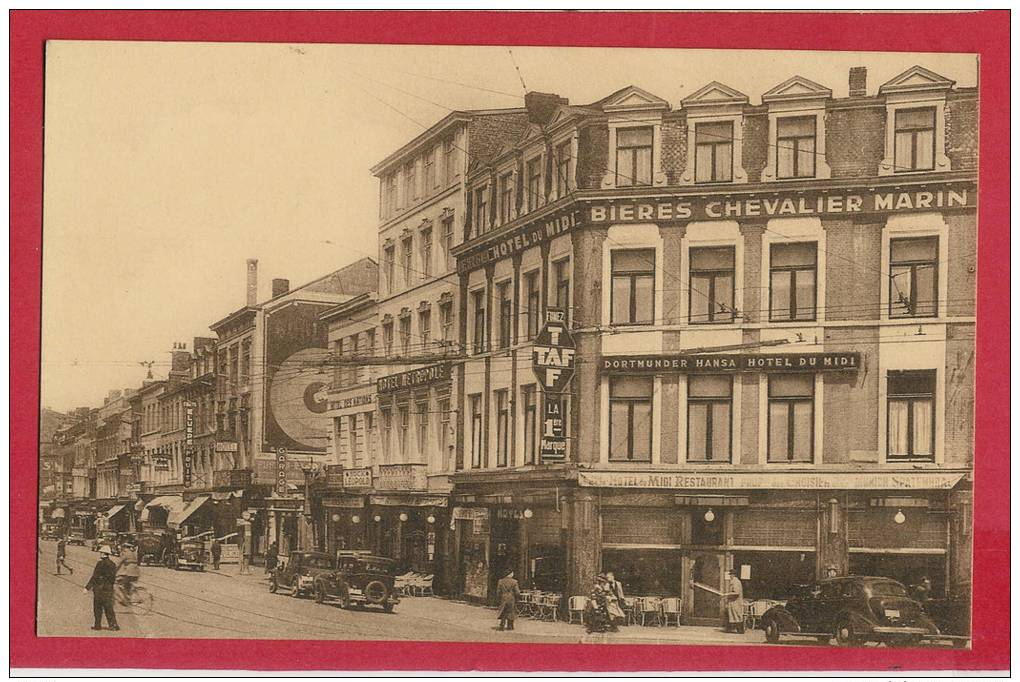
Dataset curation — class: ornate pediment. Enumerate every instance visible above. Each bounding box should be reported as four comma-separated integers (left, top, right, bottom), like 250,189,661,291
762,75,832,103
601,85,670,112
682,81,749,107
879,65,955,95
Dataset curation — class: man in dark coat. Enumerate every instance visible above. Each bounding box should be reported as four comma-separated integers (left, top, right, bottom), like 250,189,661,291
211,538,222,571
265,541,278,573
56,537,73,575
84,545,119,631
496,569,521,631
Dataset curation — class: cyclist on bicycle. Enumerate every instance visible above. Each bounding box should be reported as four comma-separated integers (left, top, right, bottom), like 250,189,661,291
116,543,141,600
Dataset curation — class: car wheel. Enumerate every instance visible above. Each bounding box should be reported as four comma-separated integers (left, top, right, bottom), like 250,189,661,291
269,577,278,593
834,618,861,647
763,618,781,644
314,584,326,604
364,580,387,604
339,589,351,610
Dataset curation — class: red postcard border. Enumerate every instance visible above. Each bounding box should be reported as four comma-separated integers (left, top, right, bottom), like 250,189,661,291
10,10,1010,672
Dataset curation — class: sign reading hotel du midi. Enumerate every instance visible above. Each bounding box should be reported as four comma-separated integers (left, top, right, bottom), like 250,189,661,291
602,352,860,374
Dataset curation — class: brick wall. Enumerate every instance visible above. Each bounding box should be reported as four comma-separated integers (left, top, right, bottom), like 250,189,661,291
465,113,530,173
945,213,977,317
823,218,884,321
823,332,881,463
944,324,975,466
741,112,769,183
825,104,886,178
946,92,978,172
660,113,686,184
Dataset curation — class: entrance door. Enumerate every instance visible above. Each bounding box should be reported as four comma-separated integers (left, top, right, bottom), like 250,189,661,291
684,551,726,626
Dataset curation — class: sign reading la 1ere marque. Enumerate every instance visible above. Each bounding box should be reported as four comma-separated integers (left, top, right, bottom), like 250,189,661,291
585,186,974,224
377,362,450,394
601,352,860,374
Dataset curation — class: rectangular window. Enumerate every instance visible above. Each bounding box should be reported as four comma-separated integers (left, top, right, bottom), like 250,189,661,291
609,376,653,462
416,402,429,456
498,171,514,224
553,258,570,324
438,398,450,466
495,390,509,467
890,237,938,318
240,340,251,383
386,173,399,214
470,394,483,468
383,246,395,294
418,309,431,351
404,162,417,203
402,236,414,285
524,270,541,340
894,107,936,172
439,302,453,348
555,140,572,196
695,120,734,183
768,374,815,462
770,242,817,321
399,316,411,355
887,370,935,461
611,250,655,325
473,186,489,236
526,156,543,211
421,227,433,278
776,116,817,179
398,405,409,459
615,126,653,187
348,415,360,467
497,280,512,349
381,408,392,462
424,147,436,191
382,322,393,356
444,137,457,185
441,216,454,266
689,246,736,324
364,411,375,462
687,375,732,462
522,385,537,465
472,289,487,354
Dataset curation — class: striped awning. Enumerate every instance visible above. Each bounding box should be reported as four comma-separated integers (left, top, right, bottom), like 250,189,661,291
140,495,187,523
168,496,210,528
104,504,128,520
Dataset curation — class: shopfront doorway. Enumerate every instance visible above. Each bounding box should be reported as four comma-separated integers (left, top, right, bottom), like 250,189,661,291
683,550,726,625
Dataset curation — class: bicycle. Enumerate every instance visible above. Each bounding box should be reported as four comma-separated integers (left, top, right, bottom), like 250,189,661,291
114,578,154,616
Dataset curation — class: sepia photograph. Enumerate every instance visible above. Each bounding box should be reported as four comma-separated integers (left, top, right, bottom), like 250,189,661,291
14,10,1008,674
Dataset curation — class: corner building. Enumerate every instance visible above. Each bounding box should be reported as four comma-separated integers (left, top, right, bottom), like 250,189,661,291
448,66,976,624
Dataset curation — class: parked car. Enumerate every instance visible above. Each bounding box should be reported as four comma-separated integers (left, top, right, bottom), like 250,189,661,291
90,531,121,555
760,576,939,647
920,583,971,648
66,529,86,546
312,553,400,613
136,530,176,565
169,539,207,571
119,532,138,550
270,551,335,598
40,523,63,540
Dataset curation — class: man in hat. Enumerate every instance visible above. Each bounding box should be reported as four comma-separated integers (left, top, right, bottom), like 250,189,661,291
495,569,521,631
825,564,839,579
84,545,119,631
211,538,222,571
722,569,745,634
56,536,73,575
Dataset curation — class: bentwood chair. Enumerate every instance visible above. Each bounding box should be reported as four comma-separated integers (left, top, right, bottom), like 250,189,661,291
567,596,586,625
661,597,682,626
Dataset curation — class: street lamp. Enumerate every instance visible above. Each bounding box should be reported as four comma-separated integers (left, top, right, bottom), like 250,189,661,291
399,512,408,522
351,514,361,524
374,514,382,523
330,513,341,523
704,508,716,523
523,508,533,519
893,509,906,524
426,514,436,525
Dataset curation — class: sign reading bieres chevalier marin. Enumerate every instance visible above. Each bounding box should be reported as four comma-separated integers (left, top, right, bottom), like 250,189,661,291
602,352,860,374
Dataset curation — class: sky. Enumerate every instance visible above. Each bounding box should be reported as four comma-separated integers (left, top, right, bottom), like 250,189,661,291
41,41,977,412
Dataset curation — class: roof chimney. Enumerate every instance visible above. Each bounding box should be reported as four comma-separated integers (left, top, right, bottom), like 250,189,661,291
849,67,867,97
525,91,569,125
246,258,258,306
272,278,290,298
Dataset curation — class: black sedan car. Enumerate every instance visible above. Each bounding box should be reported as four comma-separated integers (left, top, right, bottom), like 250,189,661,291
761,576,939,647
270,551,335,598
312,553,400,613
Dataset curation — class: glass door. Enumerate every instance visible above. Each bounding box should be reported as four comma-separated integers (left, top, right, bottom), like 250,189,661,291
684,550,726,625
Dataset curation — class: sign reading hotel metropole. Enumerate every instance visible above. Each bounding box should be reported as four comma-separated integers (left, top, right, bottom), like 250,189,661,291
377,362,450,394
602,352,861,374
532,310,575,464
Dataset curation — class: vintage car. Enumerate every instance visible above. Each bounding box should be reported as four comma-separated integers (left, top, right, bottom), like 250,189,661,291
66,529,87,546
136,530,176,565
920,584,971,648
40,523,63,540
169,539,207,571
90,531,121,555
312,553,400,612
761,576,940,647
269,551,335,598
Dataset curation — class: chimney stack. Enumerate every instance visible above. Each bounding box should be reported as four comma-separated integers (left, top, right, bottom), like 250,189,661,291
525,91,569,126
849,67,867,97
246,258,258,306
272,278,290,298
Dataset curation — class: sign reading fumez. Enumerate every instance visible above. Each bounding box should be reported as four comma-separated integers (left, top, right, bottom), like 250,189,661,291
532,310,576,393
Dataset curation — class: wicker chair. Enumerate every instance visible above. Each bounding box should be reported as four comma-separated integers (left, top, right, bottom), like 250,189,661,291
637,597,664,626
661,597,682,626
567,596,586,625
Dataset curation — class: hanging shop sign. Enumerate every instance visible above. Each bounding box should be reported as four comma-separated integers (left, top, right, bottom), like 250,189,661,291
457,209,582,274
584,185,974,224
342,467,373,489
578,470,967,491
452,507,490,522
328,387,376,413
378,362,450,394
540,397,567,463
376,463,428,491
183,401,195,489
252,455,308,486
214,441,238,453
532,310,576,393
325,465,346,489
369,494,448,508
601,352,861,374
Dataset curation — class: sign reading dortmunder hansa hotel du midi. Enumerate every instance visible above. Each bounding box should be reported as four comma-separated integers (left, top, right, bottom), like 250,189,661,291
602,352,861,374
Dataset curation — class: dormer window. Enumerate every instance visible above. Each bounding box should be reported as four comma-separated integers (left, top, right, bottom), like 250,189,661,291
695,121,734,184
760,75,832,183
526,156,543,212
615,127,653,186
878,65,954,176
776,116,816,179
893,108,936,172
680,81,748,186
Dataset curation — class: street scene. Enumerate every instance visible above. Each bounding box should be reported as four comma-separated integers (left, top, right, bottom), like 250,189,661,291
38,42,976,649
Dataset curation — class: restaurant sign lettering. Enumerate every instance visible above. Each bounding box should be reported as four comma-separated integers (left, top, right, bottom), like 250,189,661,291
601,352,860,374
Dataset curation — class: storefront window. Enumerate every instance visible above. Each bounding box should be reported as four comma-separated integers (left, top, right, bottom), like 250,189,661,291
889,237,938,318
894,107,936,172
776,116,816,179
615,126,653,187
887,370,936,460
690,246,735,324
470,394,483,468
770,242,817,321
687,375,732,462
602,549,682,598
611,250,655,326
732,551,816,601
695,120,734,183
768,374,815,462
690,511,725,545
609,376,653,462
495,390,509,467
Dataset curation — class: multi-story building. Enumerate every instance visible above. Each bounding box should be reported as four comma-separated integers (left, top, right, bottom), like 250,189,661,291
446,65,977,622
93,388,137,533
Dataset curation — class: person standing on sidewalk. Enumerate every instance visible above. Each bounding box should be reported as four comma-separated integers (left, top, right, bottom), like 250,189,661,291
265,541,278,574
722,570,745,634
496,569,521,631
56,537,73,575
211,538,222,571
84,546,119,631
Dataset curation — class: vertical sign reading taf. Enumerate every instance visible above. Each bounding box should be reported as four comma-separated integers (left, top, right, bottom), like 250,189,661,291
275,448,288,496
532,310,575,463
183,401,195,488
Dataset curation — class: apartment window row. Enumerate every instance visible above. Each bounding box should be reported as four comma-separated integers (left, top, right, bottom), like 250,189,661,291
332,328,376,389
466,383,548,470
607,369,936,463
382,214,455,296
378,399,452,465
472,258,571,354
609,236,939,326
381,135,460,219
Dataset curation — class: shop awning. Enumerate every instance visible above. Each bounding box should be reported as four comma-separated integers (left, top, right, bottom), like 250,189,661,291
104,504,127,520
140,495,187,523
50,507,66,519
168,496,211,528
